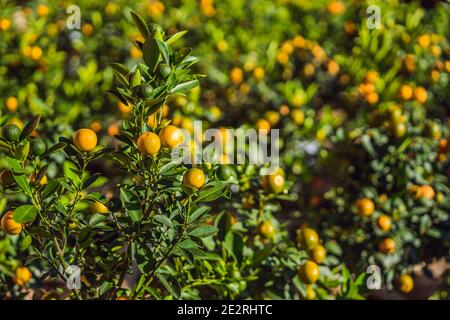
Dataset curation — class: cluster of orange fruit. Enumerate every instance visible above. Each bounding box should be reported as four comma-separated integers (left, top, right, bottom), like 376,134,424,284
297,228,327,299
355,197,417,293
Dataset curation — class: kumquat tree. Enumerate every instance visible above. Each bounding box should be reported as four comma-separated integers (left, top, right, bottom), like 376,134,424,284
0,0,449,303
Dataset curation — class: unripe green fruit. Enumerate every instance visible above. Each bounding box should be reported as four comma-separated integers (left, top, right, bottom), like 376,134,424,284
2,124,21,142
31,138,47,156
141,83,154,98
160,65,171,78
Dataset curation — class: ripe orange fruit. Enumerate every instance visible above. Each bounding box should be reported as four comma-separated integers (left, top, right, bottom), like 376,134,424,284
89,201,109,214
261,169,285,194
73,128,98,152
398,85,413,100
137,132,161,156
377,214,392,232
36,4,50,17
417,34,431,48
1,211,23,235
298,260,320,284
118,101,132,114
183,168,206,189
116,296,131,300
378,238,396,254
281,41,294,55
364,71,378,84
90,121,102,133
81,23,93,36
5,96,18,112
159,125,184,148
326,60,340,76
148,114,161,128
277,52,289,64
305,285,316,300
265,111,280,126
415,185,435,200
256,119,271,134
0,18,11,31
230,67,243,85
30,46,43,60
107,123,120,137
253,67,265,81
259,221,275,239
326,1,345,15
291,109,305,125
403,54,416,73
297,227,319,250
356,198,375,217
310,245,326,264
413,86,427,104
366,92,379,105
13,266,32,286
397,274,414,293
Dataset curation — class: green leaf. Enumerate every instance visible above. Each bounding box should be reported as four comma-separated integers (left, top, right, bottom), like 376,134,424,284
119,188,142,222
131,68,142,87
170,80,199,94
197,181,226,202
19,234,32,250
174,47,192,64
153,214,173,227
89,214,108,227
143,37,160,72
5,156,25,173
166,30,187,46
83,173,102,189
114,70,129,87
42,142,66,158
188,207,210,223
130,11,150,38
13,174,32,197
156,40,171,65
109,62,129,77
177,238,198,249
224,231,243,263
13,205,38,223
42,180,60,199
159,159,182,176
189,225,218,238
156,273,181,299
19,116,40,142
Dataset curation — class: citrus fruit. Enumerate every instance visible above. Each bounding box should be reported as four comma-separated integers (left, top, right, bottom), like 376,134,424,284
259,221,275,239
298,261,320,284
159,125,184,148
310,245,326,264
377,214,392,231
31,138,47,156
378,238,396,254
356,198,375,217
396,274,414,293
13,266,32,286
89,201,109,215
1,211,23,235
73,128,98,152
137,132,161,156
183,168,206,189
2,124,21,142
297,228,319,250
